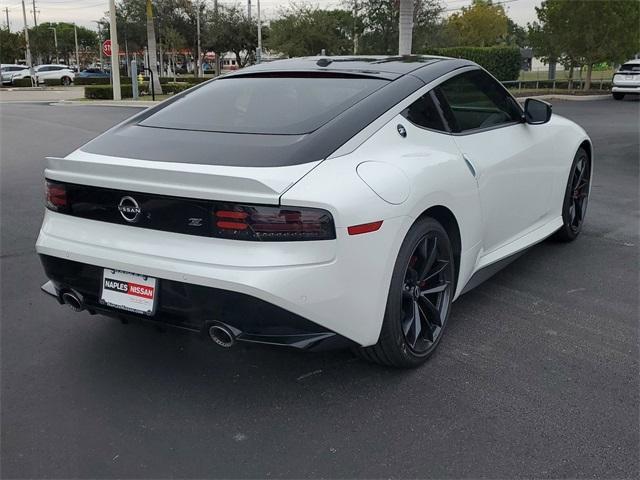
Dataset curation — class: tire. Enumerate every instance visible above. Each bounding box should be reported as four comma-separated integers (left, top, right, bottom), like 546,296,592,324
357,217,455,368
553,147,591,242
612,92,625,100
61,76,71,86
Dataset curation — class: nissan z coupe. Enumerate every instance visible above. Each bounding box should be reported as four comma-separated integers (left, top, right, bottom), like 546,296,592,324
37,56,592,367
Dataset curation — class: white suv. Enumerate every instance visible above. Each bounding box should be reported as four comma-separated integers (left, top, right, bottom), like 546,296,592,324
612,59,640,100
11,64,75,86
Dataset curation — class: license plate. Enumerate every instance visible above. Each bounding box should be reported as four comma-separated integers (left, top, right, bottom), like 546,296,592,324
100,268,157,315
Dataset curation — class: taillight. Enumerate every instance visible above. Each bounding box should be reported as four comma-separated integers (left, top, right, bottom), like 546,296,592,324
45,179,68,212
212,204,335,241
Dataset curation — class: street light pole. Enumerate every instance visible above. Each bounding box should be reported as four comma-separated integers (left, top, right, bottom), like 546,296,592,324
20,0,34,86
109,0,121,100
49,27,58,64
256,0,262,64
31,0,37,27
196,1,202,77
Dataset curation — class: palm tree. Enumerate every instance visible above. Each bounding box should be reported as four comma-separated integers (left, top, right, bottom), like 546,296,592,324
146,0,163,94
398,0,414,55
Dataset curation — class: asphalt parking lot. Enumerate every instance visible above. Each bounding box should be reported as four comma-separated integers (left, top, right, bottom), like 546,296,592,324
1,98,638,478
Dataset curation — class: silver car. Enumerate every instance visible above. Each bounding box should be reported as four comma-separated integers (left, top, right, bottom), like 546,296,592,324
1,64,27,85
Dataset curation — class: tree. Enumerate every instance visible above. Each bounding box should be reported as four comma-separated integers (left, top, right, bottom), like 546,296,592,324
268,5,352,57
0,29,24,64
162,26,185,79
203,5,263,68
446,0,509,47
505,19,528,48
530,0,640,89
29,23,97,65
352,0,444,55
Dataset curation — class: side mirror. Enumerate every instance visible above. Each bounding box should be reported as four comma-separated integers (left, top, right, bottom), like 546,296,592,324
524,98,552,125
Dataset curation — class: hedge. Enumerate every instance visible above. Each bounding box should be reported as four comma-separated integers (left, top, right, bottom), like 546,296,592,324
84,84,134,99
75,77,111,85
161,82,192,94
11,78,34,87
44,78,63,86
423,46,521,81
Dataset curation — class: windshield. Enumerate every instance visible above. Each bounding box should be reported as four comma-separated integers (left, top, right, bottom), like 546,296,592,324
140,75,389,135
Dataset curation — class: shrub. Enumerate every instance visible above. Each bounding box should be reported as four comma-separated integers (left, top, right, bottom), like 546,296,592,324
75,77,110,85
43,78,62,86
12,78,34,87
84,84,134,100
423,46,521,81
161,82,192,94
185,76,210,85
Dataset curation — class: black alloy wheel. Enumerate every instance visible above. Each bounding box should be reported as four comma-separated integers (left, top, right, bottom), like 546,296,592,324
61,76,71,86
400,233,453,355
554,147,591,242
358,217,455,368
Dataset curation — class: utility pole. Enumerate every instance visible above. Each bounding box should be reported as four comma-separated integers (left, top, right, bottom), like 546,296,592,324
109,0,121,100
4,7,9,32
196,1,202,77
247,0,251,22
21,0,34,86
74,23,80,70
31,0,37,27
256,0,262,63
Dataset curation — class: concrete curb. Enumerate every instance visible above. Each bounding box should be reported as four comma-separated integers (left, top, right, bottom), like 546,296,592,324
52,100,159,107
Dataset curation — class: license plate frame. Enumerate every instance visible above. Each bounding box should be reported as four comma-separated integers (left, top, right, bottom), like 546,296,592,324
100,268,158,316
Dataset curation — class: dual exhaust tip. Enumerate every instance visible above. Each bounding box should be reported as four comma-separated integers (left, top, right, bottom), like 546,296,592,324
208,323,236,348
61,291,84,312
60,289,237,349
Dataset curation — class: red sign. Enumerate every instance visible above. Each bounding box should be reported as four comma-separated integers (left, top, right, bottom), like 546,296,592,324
102,39,112,57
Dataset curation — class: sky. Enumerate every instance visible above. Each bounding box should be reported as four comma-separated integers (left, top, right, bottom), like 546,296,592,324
2,0,542,33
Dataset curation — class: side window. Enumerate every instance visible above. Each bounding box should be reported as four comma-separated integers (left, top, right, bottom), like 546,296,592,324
436,70,522,133
401,92,447,132
38,66,51,72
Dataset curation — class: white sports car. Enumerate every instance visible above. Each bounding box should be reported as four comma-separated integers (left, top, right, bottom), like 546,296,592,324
37,56,592,367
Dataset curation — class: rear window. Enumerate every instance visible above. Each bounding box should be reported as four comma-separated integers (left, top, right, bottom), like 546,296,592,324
140,75,389,135
619,63,640,72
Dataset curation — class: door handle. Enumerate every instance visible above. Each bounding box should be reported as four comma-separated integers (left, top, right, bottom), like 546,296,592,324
462,154,478,178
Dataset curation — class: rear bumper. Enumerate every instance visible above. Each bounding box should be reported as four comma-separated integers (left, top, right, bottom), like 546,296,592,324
39,255,352,351
36,210,410,346
612,85,640,93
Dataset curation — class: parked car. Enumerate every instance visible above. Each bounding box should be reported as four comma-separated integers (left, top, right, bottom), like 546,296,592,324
1,64,27,85
36,64,75,85
77,68,110,79
612,59,640,100
36,56,592,368
11,64,75,85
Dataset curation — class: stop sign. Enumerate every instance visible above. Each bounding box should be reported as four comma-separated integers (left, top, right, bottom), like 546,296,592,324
102,39,112,57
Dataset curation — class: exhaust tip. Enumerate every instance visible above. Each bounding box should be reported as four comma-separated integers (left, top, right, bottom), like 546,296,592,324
61,292,83,312
208,324,235,348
